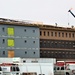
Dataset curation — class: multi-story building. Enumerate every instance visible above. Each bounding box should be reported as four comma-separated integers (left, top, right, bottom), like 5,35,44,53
0,18,75,61
40,25,75,60
0,18,40,58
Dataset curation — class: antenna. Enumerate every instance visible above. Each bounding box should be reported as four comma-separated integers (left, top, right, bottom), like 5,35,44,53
55,23,57,26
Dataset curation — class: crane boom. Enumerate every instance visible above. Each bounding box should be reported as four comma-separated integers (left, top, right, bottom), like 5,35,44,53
68,10,75,18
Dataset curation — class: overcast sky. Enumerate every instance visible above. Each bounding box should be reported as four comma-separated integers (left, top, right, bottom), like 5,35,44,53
0,0,75,27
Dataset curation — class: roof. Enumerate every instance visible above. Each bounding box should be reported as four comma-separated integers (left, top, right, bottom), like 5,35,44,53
0,18,40,27
0,18,75,31
40,25,75,32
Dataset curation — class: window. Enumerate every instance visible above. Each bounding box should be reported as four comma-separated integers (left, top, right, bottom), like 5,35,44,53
72,33,74,38
63,52,65,53
62,33,64,37
25,40,27,43
33,52,35,54
61,67,64,70
7,39,14,47
2,27,5,32
47,31,49,36
44,51,46,53
55,32,57,36
58,32,60,37
40,31,42,36
24,29,26,32
7,28,14,36
48,51,50,53
51,32,53,36
44,31,46,36
33,41,35,43
3,51,5,55
69,33,71,38
57,67,60,70
69,42,71,44
70,52,72,54
33,30,35,33
66,33,68,37
66,42,68,44
66,52,68,54
25,51,27,54
2,39,5,44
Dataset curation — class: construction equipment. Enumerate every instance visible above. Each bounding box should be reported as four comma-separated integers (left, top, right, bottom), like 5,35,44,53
68,8,75,18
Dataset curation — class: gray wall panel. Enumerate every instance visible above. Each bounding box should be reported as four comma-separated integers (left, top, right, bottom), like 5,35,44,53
0,24,40,58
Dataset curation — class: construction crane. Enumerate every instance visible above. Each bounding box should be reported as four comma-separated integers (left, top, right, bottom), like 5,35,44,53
68,8,75,28
68,8,75,18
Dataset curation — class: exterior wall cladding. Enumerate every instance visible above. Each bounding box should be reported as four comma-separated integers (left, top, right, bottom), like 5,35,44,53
0,24,40,58
40,28,75,60
0,18,75,60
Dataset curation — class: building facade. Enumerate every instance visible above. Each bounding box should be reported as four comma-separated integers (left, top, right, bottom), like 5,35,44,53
0,18,40,58
0,18,75,60
40,25,75,60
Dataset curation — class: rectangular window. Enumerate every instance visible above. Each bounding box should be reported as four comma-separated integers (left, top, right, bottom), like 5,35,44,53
55,32,57,36
59,32,60,37
24,29,26,32
2,27,5,32
72,33,74,38
62,33,64,37
33,41,35,43
66,33,67,37
44,31,46,36
69,33,71,38
33,30,35,33
48,31,49,36
51,32,53,36
7,39,14,47
3,51,5,55
2,39,5,44
40,31,42,36
7,28,14,36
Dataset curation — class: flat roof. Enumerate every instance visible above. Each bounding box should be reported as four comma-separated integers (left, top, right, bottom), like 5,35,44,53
0,18,75,31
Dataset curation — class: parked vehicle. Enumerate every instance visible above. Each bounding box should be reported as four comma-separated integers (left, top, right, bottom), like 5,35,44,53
54,61,75,75
0,57,55,75
0,63,20,75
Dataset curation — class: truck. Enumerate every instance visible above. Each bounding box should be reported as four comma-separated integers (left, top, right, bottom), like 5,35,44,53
0,63,20,75
0,58,55,75
54,61,75,75
18,63,54,75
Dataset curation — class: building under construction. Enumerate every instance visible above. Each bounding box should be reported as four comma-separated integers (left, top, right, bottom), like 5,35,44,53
0,18,75,61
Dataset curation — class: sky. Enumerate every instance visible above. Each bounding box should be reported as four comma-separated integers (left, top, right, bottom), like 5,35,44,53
0,0,75,27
